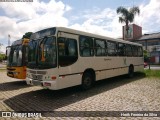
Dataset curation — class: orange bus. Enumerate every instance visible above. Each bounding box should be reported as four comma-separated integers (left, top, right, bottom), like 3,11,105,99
6,38,29,79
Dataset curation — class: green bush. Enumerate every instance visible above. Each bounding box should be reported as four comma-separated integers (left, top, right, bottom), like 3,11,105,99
0,54,6,62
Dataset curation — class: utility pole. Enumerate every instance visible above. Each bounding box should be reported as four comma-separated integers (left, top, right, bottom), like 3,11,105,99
0,43,2,53
8,34,10,46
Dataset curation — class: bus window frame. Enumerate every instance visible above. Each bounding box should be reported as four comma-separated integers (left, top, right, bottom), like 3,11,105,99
117,42,126,56
58,37,78,67
94,39,107,57
107,40,117,56
79,35,94,57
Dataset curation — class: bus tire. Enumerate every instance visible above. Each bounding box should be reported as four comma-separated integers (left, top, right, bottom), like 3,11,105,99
128,65,134,78
81,72,93,90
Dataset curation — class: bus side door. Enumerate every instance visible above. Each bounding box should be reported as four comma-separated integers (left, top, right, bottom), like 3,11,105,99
57,32,81,88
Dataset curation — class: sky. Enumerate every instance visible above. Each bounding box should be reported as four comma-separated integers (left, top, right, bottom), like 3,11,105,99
0,0,160,53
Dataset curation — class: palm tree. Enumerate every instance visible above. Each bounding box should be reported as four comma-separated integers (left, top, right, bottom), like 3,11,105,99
117,6,140,38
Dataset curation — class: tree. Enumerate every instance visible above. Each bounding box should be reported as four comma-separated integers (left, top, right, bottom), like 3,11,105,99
22,32,32,39
0,54,6,62
117,6,140,37
143,50,149,62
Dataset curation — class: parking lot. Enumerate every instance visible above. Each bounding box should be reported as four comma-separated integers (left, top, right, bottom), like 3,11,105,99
0,71,160,119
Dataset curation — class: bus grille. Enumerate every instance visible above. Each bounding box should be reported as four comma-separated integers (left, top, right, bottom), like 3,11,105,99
32,74,43,80
37,71,47,75
28,70,46,75
29,70,36,74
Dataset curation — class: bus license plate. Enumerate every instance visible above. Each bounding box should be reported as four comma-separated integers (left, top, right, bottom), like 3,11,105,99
32,80,41,86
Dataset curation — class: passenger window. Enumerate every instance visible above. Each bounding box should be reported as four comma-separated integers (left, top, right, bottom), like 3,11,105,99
58,37,78,67
95,39,106,56
132,45,138,57
107,41,117,56
67,39,77,56
138,46,143,57
126,44,132,57
117,43,126,56
58,37,65,56
79,36,94,57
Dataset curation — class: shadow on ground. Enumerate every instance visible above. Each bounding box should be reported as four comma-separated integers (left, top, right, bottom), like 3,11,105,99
4,72,145,112
0,80,32,91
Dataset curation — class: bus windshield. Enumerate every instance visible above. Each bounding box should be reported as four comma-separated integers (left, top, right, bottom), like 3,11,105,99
38,36,56,68
28,36,56,69
7,45,23,67
28,40,38,68
6,46,11,65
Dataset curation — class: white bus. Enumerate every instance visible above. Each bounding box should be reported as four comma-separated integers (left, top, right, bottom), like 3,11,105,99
26,27,143,90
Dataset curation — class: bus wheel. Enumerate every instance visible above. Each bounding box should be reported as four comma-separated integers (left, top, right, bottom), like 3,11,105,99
81,72,93,90
128,65,134,78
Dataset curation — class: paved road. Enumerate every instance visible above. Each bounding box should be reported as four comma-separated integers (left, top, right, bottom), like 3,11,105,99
0,71,160,119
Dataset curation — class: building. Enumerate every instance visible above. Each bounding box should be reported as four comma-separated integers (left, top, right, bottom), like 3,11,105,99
122,24,160,64
122,24,142,41
133,32,160,64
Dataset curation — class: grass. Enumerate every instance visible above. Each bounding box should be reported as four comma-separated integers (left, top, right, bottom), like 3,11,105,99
144,69,160,78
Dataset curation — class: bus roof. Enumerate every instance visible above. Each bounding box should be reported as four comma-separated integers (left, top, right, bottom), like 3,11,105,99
12,39,23,46
11,38,30,46
30,27,56,40
57,27,142,46
31,27,142,46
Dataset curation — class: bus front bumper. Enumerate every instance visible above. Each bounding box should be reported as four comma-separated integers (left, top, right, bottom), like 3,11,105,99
26,78,57,90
